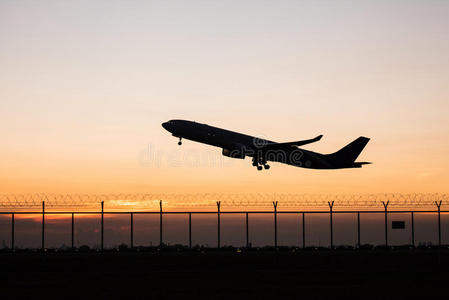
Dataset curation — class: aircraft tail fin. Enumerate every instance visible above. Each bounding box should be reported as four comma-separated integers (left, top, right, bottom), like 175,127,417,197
327,137,370,164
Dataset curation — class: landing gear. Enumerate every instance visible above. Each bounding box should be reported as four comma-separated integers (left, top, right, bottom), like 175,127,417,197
178,137,182,145
252,157,258,167
260,157,270,170
253,155,270,171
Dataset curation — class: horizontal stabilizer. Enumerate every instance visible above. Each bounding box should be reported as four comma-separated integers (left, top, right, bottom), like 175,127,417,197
352,162,372,168
263,135,323,150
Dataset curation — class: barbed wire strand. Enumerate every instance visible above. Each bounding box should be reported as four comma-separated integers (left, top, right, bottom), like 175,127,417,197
0,193,447,211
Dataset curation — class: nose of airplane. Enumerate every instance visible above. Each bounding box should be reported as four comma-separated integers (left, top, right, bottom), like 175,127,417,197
161,121,172,132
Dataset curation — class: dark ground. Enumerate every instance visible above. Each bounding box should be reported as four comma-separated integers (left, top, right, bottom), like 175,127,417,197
1,249,449,299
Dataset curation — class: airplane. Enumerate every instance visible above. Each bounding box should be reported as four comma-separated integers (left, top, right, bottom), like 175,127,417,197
162,119,371,171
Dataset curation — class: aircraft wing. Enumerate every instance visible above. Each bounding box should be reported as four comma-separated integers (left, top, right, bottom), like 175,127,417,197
262,135,323,150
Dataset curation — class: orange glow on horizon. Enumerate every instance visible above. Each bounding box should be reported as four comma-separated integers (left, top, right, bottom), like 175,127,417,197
1,1,448,206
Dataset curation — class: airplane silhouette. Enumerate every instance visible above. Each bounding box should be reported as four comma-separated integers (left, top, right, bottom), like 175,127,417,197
162,120,371,171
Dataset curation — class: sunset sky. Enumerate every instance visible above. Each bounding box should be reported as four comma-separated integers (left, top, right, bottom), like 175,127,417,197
1,0,448,197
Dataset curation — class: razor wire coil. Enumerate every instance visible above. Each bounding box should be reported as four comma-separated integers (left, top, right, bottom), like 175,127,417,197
0,193,447,210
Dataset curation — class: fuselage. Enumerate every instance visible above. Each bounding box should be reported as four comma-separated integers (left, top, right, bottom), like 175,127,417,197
162,120,338,169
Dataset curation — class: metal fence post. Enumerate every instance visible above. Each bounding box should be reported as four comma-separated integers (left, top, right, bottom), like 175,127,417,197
42,201,45,253
71,213,74,250
159,200,163,247
217,201,221,249
11,213,14,252
189,213,192,248
328,201,334,249
273,201,278,249
130,212,134,249
302,212,305,249
382,201,389,248
246,212,249,248
411,211,415,248
357,212,361,249
435,200,442,248
101,201,104,252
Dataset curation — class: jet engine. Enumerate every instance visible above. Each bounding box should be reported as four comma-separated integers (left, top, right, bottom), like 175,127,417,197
222,148,245,159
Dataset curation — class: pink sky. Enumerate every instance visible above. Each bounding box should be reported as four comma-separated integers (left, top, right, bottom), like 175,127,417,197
0,1,448,200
